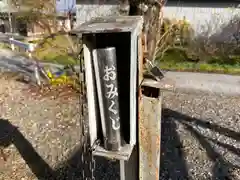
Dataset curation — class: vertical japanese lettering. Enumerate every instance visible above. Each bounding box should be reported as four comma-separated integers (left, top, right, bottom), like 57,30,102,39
106,84,118,99
108,100,117,115
110,117,120,130
103,65,116,81
103,65,120,131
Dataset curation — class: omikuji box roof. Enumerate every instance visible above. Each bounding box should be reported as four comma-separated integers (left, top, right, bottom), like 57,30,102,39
72,16,143,34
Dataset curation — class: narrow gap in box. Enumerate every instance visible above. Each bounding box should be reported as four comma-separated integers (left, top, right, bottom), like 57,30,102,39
141,86,160,98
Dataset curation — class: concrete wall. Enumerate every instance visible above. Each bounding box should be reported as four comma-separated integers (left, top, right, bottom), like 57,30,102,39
56,0,76,13
163,2,240,42
0,2,6,9
76,4,121,25
75,1,240,42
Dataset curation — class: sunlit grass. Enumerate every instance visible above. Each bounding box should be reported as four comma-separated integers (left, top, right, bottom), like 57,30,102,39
157,47,240,75
32,35,78,65
160,61,240,75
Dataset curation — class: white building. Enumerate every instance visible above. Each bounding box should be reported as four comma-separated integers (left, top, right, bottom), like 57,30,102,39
163,1,240,41
75,0,240,42
56,0,76,13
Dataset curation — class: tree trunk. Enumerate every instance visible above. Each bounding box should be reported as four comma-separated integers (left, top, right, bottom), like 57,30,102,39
128,0,164,62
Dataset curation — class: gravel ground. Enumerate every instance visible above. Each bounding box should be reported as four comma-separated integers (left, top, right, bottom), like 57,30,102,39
0,76,240,180
161,91,240,180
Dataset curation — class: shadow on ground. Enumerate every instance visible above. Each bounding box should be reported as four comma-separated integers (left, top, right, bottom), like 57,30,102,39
0,119,54,179
161,108,240,180
160,110,189,180
0,118,119,180
1,107,240,180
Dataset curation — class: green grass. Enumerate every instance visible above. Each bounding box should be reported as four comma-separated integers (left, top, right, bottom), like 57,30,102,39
32,35,78,65
0,42,11,49
160,61,240,75
39,54,77,65
158,47,240,75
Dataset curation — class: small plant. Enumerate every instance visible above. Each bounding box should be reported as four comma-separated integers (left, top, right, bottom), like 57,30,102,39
42,65,80,90
160,17,194,47
156,17,194,62
156,13,240,74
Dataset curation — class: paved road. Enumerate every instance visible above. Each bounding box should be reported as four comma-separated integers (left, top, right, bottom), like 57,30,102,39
165,71,240,96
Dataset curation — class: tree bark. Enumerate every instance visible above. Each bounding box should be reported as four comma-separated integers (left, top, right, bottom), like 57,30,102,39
128,0,164,62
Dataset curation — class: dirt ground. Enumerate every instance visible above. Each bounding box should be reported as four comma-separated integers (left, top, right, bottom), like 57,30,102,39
0,75,82,179
0,75,119,180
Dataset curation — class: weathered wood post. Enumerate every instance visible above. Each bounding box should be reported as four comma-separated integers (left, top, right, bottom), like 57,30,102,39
73,16,175,180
